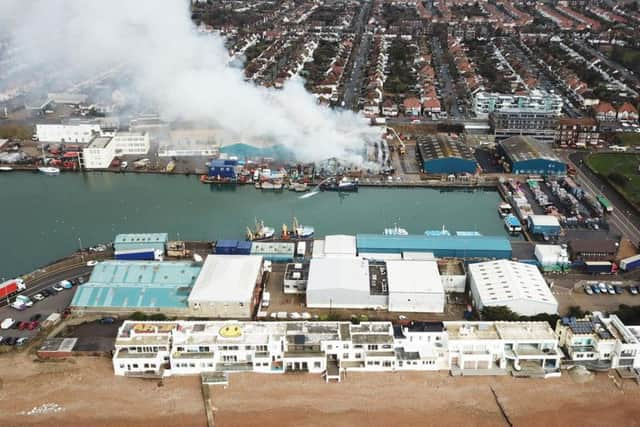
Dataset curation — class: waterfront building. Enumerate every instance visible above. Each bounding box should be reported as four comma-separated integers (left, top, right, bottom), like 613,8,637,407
187,255,264,319
356,234,512,260
468,260,558,316
82,131,150,169
498,136,566,175
527,215,561,239
555,117,599,148
36,123,102,144
445,321,562,377
312,235,357,259
568,239,618,261
386,260,445,313
556,314,640,370
112,319,562,380
283,262,309,294
415,135,478,175
113,233,168,261
71,260,202,317
473,90,563,118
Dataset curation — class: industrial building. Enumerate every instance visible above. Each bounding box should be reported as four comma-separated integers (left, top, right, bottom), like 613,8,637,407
437,259,467,292
306,257,387,310
312,235,357,258
534,245,569,271
187,255,264,319
70,260,202,316
113,233,168,260
283,263,309,294
527,215,561,239
490,110,559,144
499,136,566,175
415,135,478,175
82,132,150,169
568,239,618,261
250,241,295,262
468,260,558,316
36,123,103,144
386,260,445,313
356,234,512,260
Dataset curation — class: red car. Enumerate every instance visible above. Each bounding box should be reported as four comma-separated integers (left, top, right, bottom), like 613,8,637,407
18,321,28,330
27,321,39,330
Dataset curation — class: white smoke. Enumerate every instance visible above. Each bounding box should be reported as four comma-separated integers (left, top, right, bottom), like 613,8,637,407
0,0,381,165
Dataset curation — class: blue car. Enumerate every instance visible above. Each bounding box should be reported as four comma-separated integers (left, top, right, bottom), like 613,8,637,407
591,284,601,294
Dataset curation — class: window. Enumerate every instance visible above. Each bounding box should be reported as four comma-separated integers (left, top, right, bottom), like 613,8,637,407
367,344,378,351
314,362,321,368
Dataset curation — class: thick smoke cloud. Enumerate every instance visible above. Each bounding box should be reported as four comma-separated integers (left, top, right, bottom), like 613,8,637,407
0,0,381,165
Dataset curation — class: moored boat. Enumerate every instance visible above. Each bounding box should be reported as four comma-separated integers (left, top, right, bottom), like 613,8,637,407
282,217,314,239
0,166,13,172
504,214,522,233
246,219,275,241
288,182,309,192
38,166,60,176
319,177,358,192
498,202,512,218
384,223,408,236
256,179,284,191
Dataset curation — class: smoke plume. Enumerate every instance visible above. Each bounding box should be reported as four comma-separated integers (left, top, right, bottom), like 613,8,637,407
0,0,381,165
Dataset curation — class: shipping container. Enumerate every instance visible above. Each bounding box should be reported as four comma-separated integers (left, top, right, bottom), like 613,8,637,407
584,261,613,274
620,254,640,272
236,241,252,255
215,239,240,255
296,241,307,258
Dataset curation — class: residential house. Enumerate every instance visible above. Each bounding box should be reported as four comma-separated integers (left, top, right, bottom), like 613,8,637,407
618,102,639,122
403,97,422,116
595,102,617,122
381,99,399,117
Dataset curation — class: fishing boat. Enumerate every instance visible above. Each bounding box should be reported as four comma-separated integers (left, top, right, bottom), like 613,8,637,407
288,182,309,192
200,174,235,184
498,202,512,218
246,219,275,241
0,166,13,172
255,179,284,191
384,223,408,236
504,214,522,234
165,160,176,173
281,217,314,239
319,177,359,192
424,225,450,237
38,166,60,176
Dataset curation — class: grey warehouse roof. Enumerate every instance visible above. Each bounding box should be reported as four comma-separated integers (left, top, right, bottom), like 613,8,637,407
500,136,561,163
416,135,475,162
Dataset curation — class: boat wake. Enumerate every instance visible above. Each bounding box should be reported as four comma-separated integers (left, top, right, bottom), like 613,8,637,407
299,190,320,199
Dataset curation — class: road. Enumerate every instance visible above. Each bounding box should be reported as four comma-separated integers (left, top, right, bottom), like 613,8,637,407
341,1,372,110
573,39,639,92
560,150,640,246
430,36,463,120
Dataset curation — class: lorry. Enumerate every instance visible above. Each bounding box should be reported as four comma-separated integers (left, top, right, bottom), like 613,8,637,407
0,278,26,300
584,261,613,275
620,254,640,272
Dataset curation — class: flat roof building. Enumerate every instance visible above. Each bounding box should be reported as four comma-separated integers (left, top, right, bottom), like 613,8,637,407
71,260,201,315
468,260,558,316
568,239,618,261
357,234,512,260
312,235,357,258
386,260,445,313
415,135,478,175
499,136,566,175
187,255,264,319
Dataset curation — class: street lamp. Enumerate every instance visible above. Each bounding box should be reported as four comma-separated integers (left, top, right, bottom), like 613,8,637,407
77,237,85,262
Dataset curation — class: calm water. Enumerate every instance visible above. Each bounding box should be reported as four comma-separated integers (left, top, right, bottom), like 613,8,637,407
0,172,506,278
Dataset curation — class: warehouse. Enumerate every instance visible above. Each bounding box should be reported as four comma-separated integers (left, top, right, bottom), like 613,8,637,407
569,239,618,261
306,257,387,310
187,255,264,319
387,260,445,313
312,235,357,258
415,135,478,175
71,260,201,316
527,215,561,239
356,234,512,260
468,260,558,316
114,233,168,260
534,245,569,271
499,136,566,175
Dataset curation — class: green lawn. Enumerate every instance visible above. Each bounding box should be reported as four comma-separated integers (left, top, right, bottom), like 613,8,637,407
587,153,640,207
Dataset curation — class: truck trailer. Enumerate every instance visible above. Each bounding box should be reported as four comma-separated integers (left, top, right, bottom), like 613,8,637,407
0,278,26,300
620,255,640,272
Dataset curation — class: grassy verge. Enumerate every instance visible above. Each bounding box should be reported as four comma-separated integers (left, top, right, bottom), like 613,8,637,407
586,153,640,209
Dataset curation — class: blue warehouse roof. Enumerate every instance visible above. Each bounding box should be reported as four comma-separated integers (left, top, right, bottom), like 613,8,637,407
71,260,200,309
356,234,512,259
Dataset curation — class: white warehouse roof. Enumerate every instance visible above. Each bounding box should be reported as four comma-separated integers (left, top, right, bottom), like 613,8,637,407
323,235,357,257
468,260,558,316
188,255,263,304
307,257,369,292
528,215,560,227
386,260,443,294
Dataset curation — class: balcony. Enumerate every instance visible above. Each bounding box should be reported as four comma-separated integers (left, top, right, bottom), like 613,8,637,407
172,352,215,359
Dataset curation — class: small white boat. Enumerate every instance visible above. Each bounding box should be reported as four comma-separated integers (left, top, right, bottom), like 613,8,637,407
0,166,13,172
38,166,60,176
384,223,408,236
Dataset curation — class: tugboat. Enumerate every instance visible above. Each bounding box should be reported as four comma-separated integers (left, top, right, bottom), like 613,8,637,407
246,219,275,241
384,223,408,236
319,176,359,192
282,217,315,239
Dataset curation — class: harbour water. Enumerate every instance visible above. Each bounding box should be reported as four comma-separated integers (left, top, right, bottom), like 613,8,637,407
0,172,506,278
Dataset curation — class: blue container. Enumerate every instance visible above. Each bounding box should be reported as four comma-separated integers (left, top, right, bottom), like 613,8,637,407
215,239,239,254
236,241,252,255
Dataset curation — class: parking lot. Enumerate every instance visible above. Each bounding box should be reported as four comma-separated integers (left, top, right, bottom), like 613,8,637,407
0,276,87,347
555,279,640,314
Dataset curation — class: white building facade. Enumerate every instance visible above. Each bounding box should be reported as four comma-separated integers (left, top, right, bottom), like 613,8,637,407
473,90,563,118
82,132,150,169
36,123,102,144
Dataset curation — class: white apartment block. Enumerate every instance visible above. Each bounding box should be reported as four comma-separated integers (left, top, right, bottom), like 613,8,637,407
36,123,102,144
473,90,563,117
113,319,564,381
556,314,640,370
82,132,150,169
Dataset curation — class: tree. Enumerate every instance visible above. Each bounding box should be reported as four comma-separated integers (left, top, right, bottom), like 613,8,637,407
608,172,628,188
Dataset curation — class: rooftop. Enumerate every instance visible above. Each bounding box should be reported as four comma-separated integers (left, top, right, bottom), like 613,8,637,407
188,255,263,303
88,136,112,149
307,257,370,293
386,260,443,294
416,135,475,162
114,233,169,245
494,322,556,341
357,234,512,254
445,322,500,340
500,136,562,163
71,261,200,309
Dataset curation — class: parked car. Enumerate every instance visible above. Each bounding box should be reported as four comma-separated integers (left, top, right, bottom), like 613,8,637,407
18,321,28,330
99,317,116,324
1,318,15,329
27,321,39,330
32,293,45,301
41,289,52,297
630,286,639,295
52,284,64,292
16,337,28,346
86,260,98,267
29,313,42,322
598,282,607,293
607,284,616,295
584,285,594,295
59,280,73,289
614,285,624,294
3,336,17,346
591,284,601,294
